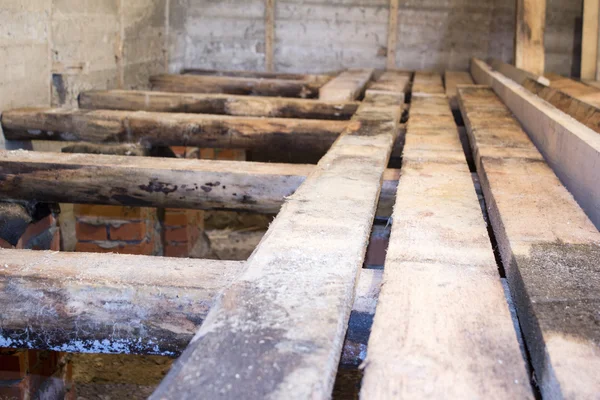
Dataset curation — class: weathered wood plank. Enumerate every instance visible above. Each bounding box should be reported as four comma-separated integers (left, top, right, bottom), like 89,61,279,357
319,69,374,102
386,0,399,70
150,74,323,98
0,108,348,154
489,58,550,86
182,69,332,83
152,93,402,398
545,72,600,106
412,71,445,95
78,90,359,120
361,80,532,398
471,58,600,230
0,150,399,217
444,70,474,109
0,250,381,358
458,85,600,399
582,0,600,80
515,0,546,75
584,80,600,90
365,71,411,105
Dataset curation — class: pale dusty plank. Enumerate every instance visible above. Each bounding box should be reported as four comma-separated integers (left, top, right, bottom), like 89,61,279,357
582,0,600,80
412,71,445,95
489,58,550,86
515,0,546,75
265,0,275,72
444,70,474,109
386,0,399,70
458,85,600,399
365,71,411,105
319,69,374,102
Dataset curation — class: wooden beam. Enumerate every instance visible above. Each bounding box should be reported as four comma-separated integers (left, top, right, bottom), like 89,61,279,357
582,0,600,80
319,69,374,101
471,58,600,229
458,85,600,399
444,71,474,109
545,72,600,105
412,71,445,95
386,0,399,70
78,90,359,120
0,249,381,357
515,0,546,75
181,69,332,82
0,150,399,217
489,58,550,86
0,109,348,154
150,74,324,98
152,82,402,399
365,71,411,105
361,80,532,398
265,0,275,73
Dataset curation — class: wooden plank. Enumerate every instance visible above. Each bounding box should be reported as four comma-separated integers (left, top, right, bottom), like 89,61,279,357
544,72,600,104
0,150,399,217
150,74,324,98
584,80,600,90
582,0,600,80
319,69,374,102
152,87,402,398
386,0,399,70
265,0,275,73
78,90,359,120
489,58,550,86
458,85,600,399
523,77,600,133
365,71,411,105
412,71,445,95
515,0,546,75
182,69,332,82
471,58,600,230
0,109,348,154
361,79,532,398
0,249,381,357
444,70,474,109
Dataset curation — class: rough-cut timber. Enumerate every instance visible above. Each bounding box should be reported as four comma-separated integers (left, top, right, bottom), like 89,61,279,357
319,69,374,102
386,0,399,69
489,59,550,86
444,71,474,109
78,90,359,120
0,108,348,154
523,78,600,133
150,74,324,98
458,85,600,399
152,92,402,398
581,0,600,80
412,72,445,95
515,0,546,75
0,250,381,357
0,150,399,217
471,58,600,230
365,71,411,105
361,81,532,399
545,72,600,107
182,69,332,83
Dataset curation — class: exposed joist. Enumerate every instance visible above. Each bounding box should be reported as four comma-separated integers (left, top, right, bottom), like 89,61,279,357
515,0,546,75
458,85,600,399
181,69,331,82
582,0,600,80
361,79,532,398
444,70,474,109
152,81,403,399
489,58,550,86
544,73,600,107
78,90,359,120
412,71,445,96
150,74,325,98
0,249,381,357
365,71,411,105
0,150,399,217
471,58,600,229
0,109,348,154
319,69,374,101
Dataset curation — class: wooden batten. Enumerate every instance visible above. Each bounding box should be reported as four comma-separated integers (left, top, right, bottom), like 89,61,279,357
489,59,550,86
458,85,600,399
78,90,360,120
319,69,375,101
365,71,411,105
181,69,332,83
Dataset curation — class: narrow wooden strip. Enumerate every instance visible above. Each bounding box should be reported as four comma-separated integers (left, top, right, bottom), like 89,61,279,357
386,0,399,70
489,58,550,86
458,85,600,399
365,71,410,105
181,69,331,82
152,100,401,398
361,80,532,398
444,71,474,109
471,58,600,229
319,69,374,102
412,71,445,95
545,72,600,101
78,90,359,120
0,250,381,357
265,0,275,73
584,80,600,90
150,74,323,98
0,150,399,217
0,108,348,154
582,0,600,80
515,0,546,75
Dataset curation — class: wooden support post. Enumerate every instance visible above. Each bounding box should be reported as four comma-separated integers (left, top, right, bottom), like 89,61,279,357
0,250,381,357
515,0,546,75
151,78,403,399
458,85,600,399
78,90,360,120
361,78,532,399
319,69,374,101
386,0,399,70
471,58,600,229
265,0,275,73
489,58,549,85
0,150,399,217
582,0,600,80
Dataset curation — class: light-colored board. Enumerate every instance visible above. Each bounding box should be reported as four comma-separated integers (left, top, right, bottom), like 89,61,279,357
265,0,275,72
584,80,600,90
412,71,445,95
489,58,550,86
545,72,600,106
582,0,600,80
152,81,403,399
182,69,333,82
386,0,399,70
458,85,600,399
444,70,474,109
319,69,374,102
361,78,532,399
471,58,600,230
365,71,411,105
515,0,546,75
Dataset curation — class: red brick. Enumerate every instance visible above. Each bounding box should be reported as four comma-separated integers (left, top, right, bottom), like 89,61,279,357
164,227,188,242
17,215,57,249
163,210,189,226
170,146,187,157
364,236,389,266
109,222,147,241
74,205,144,220
75,240,155,255
164,242,191,258
199,148,215,159
75,222,107,241
0,349,28,380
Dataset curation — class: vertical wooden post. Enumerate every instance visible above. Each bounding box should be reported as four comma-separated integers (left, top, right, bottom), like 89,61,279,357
582,0,599,80
265,0,275,72
116,0,125,89
515,0,546,76
164,0,171,73
386,0,399,70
